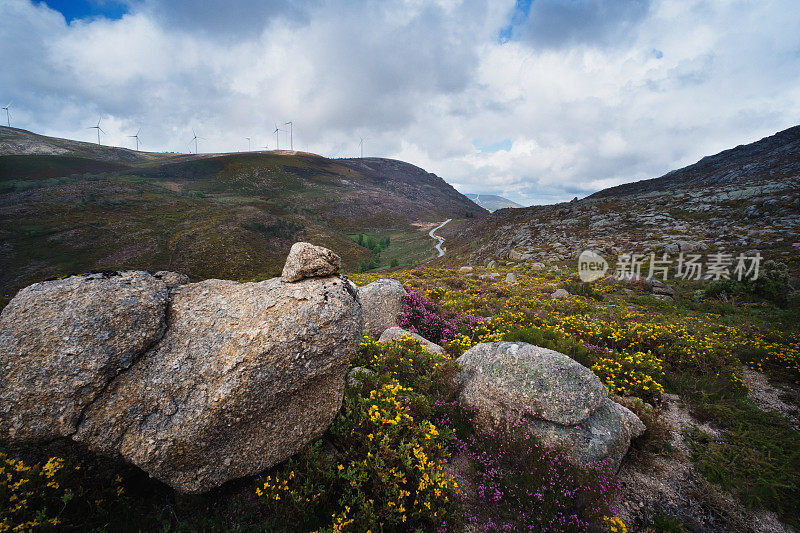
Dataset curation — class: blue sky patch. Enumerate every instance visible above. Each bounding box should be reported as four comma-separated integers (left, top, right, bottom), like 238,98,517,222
498,0,533,42
39,0,130,23
473,138,513,153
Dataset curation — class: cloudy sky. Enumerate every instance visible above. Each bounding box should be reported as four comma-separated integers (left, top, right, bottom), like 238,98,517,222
1,0,799,205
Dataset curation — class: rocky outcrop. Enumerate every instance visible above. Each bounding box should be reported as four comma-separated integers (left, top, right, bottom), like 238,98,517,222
281,242,341,282
0,271,171,441
379,326,443,354
358,278,406,336
0,244,362,494
456,342,644,470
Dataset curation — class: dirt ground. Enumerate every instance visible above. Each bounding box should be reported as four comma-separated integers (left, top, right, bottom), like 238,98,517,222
616,392,795,533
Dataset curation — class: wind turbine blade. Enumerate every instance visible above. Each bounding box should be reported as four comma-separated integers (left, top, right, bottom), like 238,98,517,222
98,127,106,134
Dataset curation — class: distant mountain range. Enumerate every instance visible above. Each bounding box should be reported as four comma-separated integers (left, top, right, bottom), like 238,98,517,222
0,126,486,300
464,193,523,212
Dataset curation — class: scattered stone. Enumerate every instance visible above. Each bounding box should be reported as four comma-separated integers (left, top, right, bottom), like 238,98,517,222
456,342,644,470
487,260,497,268
648,279,675,297
508,250,533,261
505,272,517,283
358,278,406,336
458,266,474,273
281,242,341,282
551,288,570,299
479,273,501,282
346,367,376,388
529,262,546,270
378,326,443,354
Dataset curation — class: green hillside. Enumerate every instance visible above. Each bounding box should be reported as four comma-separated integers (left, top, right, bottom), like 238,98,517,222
0,127,486,301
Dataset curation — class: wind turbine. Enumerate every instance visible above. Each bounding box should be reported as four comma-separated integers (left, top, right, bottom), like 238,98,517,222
359,137,367,159
128,128,142,151
273,123,281,150
2,102,10,127
188,129,204,154
89,118,105,145
245,137,251,151
284,121,293,150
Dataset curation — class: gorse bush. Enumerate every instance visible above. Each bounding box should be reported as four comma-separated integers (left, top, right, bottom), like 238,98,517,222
257,336,463,532
1,454,70,531
0,452,129,532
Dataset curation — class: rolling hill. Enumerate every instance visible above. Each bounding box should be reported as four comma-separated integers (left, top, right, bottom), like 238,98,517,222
0,126,486,301
442,125,800,273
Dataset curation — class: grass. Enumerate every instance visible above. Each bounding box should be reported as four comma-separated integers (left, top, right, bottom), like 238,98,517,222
685,397,800,526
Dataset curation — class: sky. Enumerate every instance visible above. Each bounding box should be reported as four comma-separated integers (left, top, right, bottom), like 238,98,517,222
1,0,799,206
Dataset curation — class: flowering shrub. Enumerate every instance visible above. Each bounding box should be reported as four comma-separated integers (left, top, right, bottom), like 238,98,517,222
398,288,485,345
0,452,127,532
257,337,462,532
1,454,70,531
590,350,665,401
354,334,460,402
456,414,621,532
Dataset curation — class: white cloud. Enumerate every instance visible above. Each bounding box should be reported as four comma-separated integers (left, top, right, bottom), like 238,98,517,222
1,0,798,206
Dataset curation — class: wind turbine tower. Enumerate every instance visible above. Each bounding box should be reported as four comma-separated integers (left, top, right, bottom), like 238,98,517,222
188,129,204,154
245,137,251,151
359,137,365,159
128,128,142,151
2,103,10,127
284,121,293,150
273,123,281,150
89,118,105,145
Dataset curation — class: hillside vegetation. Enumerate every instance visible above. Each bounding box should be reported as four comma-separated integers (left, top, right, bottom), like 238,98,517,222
0,127,485,303
445,125,800,276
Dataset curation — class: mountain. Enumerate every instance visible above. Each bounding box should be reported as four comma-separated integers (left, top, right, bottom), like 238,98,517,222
442,125,800,273
464,193,523,212
0,126,486,301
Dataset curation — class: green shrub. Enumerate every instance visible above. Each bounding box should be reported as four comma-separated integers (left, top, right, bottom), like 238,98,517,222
502,327,592,367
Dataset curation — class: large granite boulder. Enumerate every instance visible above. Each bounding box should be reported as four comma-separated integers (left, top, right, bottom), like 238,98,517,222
0,271,171,441
0,245,362,494
456,342,644,470
358,278,406,336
